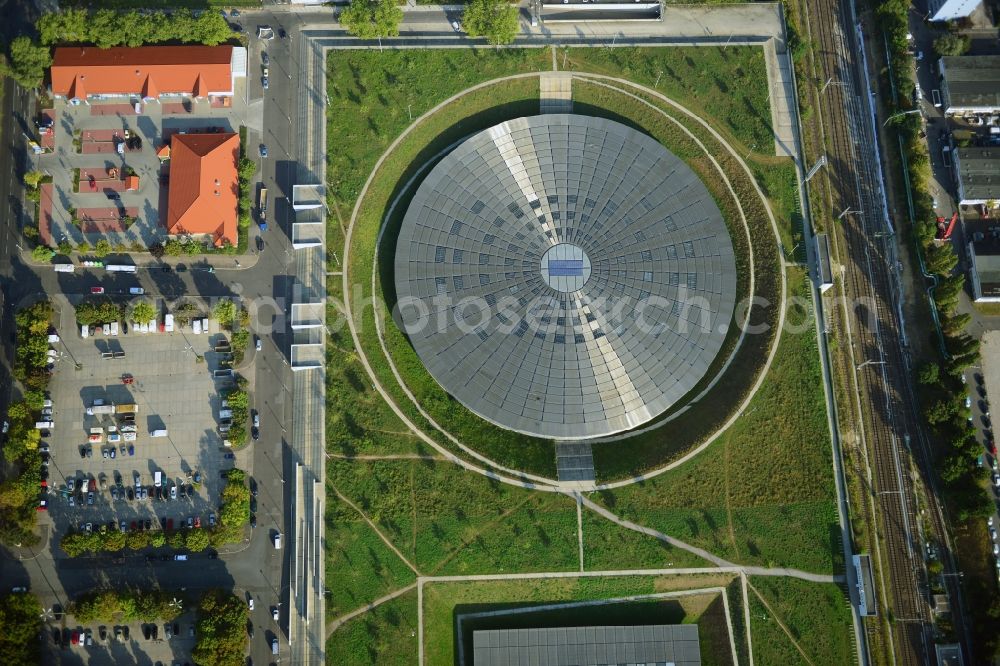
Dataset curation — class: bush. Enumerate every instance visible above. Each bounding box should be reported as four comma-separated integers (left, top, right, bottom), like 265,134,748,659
213,300,237,328
75,299,123,326
57,241,73,255
164,239,184,256
130,301,156,323
93,239,112,258
31,246,54,262
933,33,970,56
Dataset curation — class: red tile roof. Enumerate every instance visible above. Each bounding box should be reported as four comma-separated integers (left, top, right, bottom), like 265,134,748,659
51,46,233,100
166,133,239,247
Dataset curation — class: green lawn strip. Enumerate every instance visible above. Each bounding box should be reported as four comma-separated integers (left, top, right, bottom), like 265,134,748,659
345,72,558,477
725,578,752,665
326,588,419,666
580,506,714,570
423,573,739,665
749,576,854,666
325,494,417,620
592,269,838,573
751,159,803,258
570,80,782,479
327,303,431,457
328,457,578,574
564,46,774,154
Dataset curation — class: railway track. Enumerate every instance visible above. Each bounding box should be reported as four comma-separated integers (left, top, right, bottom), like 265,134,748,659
806,0,930,663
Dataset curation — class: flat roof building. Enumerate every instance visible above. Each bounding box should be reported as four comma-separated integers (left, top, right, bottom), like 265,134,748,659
968,241,1000,302
51,45,244,102
954,146,1000,206
472,625,701,666
394,115,736,440
939,56,1000,115
166,133,240,248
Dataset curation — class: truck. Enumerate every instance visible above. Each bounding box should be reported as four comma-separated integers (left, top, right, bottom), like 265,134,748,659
115,403,138,414
87,405,115,415
54,264,75,273
258,187,268,231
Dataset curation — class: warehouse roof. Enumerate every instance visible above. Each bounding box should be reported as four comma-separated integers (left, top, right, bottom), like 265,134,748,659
941,55,1000,110
956,146,1000,203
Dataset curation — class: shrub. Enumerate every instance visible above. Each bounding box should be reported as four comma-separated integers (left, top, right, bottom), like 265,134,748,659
93,239,112,258
31,246,54,262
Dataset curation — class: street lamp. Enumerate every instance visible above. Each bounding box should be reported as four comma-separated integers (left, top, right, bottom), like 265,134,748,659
883,108,921,127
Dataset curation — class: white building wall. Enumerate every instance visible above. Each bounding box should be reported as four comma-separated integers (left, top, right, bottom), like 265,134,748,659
931,0,982,21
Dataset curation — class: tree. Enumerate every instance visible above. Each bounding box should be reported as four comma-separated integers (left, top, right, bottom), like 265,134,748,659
192,589,250,666
933,33,970,57
164,239,184,257
57,240,73,255
125,531,149,550
148,242,165,258
186,529,210,552
213,300,238,328
31,246,54,262
150,532,166,548
339,0,403,40
77,240,91,254
130,301,156,324
93,239,113,258
237,157,257,185
22,170,44,189
462,0,519,46
0,592,42,665
917,363,939,386
103,530,126,552
7,37,51,89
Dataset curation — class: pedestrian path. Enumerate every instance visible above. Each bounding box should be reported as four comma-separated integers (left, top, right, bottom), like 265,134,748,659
764,39,797,157
540,72,573,114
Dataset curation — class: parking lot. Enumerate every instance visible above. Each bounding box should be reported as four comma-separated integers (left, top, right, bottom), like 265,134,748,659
44,303,251,544
47,614,202,666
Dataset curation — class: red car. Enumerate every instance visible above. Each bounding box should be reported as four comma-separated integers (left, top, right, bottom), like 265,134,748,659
989,440,997,457
71,631,79,646
90,287,105,294
130,521,137,531
166,518,173,530
194,516,201,528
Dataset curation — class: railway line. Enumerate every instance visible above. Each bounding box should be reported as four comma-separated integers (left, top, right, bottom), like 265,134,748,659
806,0,930,662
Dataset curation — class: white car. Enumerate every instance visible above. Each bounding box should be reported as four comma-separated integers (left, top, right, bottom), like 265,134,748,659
170,485,177,500
248,596,254,611
256,337,262,351
272,607,279,622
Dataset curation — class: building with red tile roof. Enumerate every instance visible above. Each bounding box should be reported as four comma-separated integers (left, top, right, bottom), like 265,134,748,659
51,46,245,101
166,133,240,247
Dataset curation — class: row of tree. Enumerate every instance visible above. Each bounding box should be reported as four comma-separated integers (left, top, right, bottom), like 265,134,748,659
70,588,180,624
59,468,249,557
2,8,236,89
0,302,53,547
340,0,519,46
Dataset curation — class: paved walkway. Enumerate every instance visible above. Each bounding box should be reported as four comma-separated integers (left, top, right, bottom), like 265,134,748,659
540,72,573,114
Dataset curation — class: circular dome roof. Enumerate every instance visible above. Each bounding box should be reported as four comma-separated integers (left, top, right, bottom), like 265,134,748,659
393,115,737,440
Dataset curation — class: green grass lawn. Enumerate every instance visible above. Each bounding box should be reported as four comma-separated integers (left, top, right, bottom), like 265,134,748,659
325,494,417,620
422,574,739,665
564,46,773,153
748,577,855,665
328,458,579,575
581,507,714,570
327,588,419,666
589,269,839,573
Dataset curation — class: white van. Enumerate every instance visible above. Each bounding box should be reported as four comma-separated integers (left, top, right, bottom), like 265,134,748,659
81,324,89,338
110,321,119,336
150,429,168,438
165,314,175,333
154,471,162,487
273,533,281,550
35,421,54,430
193,319,202,335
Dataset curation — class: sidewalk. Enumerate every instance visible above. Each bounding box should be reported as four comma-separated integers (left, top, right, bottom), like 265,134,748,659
20,245,264,271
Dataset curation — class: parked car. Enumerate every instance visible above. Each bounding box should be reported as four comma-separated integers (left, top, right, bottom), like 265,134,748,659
91,286,105,294
259,143,268,158
224,452,235,460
